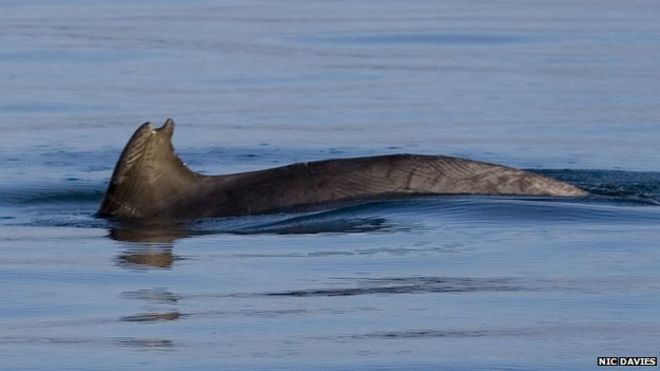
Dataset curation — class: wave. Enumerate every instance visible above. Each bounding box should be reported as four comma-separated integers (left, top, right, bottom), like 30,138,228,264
1,169,659,239
1,169,658,206
0,182,105,205
536,169,660,205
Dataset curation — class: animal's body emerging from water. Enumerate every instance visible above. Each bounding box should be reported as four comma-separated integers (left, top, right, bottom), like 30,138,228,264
98,119,587,220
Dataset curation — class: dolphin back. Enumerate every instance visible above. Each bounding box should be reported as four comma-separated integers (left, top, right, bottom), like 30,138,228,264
99,120,587,219
196,154,587,217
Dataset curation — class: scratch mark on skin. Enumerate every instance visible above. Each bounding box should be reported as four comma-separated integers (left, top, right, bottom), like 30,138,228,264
405,164,420,191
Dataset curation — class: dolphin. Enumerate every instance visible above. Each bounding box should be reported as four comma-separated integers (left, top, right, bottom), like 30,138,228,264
98,119,587,220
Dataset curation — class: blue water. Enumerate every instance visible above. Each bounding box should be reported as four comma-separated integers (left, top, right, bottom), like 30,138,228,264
1,1,660,370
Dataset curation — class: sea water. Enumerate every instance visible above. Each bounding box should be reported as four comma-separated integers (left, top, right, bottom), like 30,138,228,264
1,1,659,370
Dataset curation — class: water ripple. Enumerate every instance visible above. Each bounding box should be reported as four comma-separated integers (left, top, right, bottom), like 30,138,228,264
1,169,659,239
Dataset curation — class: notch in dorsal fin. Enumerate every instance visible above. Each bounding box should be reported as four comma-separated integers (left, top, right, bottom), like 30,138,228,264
97,119,197,219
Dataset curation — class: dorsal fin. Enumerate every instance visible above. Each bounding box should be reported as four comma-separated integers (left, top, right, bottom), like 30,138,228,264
98,119,198,219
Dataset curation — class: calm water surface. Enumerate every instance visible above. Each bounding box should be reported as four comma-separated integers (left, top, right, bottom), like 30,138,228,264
1,1,660,370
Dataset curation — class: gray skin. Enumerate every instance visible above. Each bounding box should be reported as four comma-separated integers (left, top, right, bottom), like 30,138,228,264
98,119,587,220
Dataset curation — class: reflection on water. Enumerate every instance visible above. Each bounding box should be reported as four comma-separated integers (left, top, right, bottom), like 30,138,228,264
120,289,180,304
116,246,177,269
107,217,394,244
109,223,191,244
116,338,175,350
350,329,529,339
110,222,185,268
121,312,182,323
265,277,523,297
